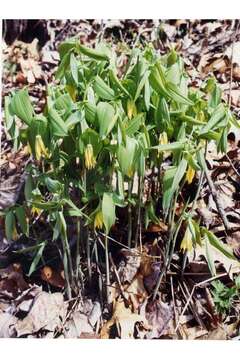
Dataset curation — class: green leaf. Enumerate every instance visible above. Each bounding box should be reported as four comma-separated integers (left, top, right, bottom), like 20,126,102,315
149,63,169,97
28,241,46,276
77,43,109,61
15,207,29,236
45,177,63,193
58,39,76,59
200,104,226,135
134,70,150,102
94,75,115,100
150,141,185,151
109,69,130,97
205,238,216,276
70,53,79,85
102,193,116,234
162,158,187,212
10,89,34,126
30,200,60,211
96,102,116,138
48,107,68,137
54,93,74,113
4,96,14,131
24,175,34,201
55,51,71,80
117,136,138,177
5,211,15,240
203,229,236,260
66,111,82,129
166,82,193,106
125,114,143,136
144,78,151,111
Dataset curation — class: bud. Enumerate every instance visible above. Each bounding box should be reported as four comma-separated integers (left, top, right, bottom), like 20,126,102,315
186,165,195,184
159,131,168,145
26,143,32,155
180,226,193,252
84,144,96,170
12,225,18,241
35,135,49,160
158,132,169,158
94,211,103,230
31,206,42,217
127,99,137,120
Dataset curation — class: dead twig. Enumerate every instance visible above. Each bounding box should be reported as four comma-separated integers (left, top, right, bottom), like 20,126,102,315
175,272,228,332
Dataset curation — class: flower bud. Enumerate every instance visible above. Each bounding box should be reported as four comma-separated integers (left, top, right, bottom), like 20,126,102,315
180,226,193,252
84,144,96,170
35,135,49,160
94,211,103,230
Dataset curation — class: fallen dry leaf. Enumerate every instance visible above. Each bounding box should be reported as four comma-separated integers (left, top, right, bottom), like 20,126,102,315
100,298,151,339
14,291,67,337
64,312,93,338
189,240,240,279
145,299,173,339
0,263,29,298
40,266,65,288
0,312,18,338
118,249,141,284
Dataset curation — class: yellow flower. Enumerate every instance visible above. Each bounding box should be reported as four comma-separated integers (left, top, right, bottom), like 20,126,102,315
35,135,49,160
159,131,168,146
127,167,134,178
94,211,104,230
31,206,42,217
84,144,96,170
66,85,77,101
12,226,18,241
180,226,193,252
186,166,195,184
25,143,32,155
127,99,137,120
158,132,168,158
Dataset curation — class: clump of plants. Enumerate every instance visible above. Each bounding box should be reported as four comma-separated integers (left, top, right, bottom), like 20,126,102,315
3,39,239,300
211,277,240,317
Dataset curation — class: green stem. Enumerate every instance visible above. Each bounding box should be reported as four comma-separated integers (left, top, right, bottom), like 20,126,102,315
94,240,103,307
134,175,142,248
105,233,110,305
60,236,71,300
127,179,133,248
87,227,92,283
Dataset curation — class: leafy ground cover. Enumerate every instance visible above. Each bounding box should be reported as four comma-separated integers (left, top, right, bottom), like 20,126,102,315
0,20,240,339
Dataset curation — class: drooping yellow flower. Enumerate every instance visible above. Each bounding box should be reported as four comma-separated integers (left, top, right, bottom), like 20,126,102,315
158,132,169,158
94,211,104,230
180,226,193,252
31,206,42,217
12,226,18,241
35,135,49,160
186,165,195,184
159,132,168,145
127,99,137,120
66,85,77,101
84,144,96,170
25,143,32,155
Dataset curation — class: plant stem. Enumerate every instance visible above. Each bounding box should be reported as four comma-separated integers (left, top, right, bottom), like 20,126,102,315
203,159,231,232
75,218,84,290
86,227,92,283
61,236,72,300
105,233,110,305
153,188,178,300
134,175,142,248
94,239,103,306
127,179,133,248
